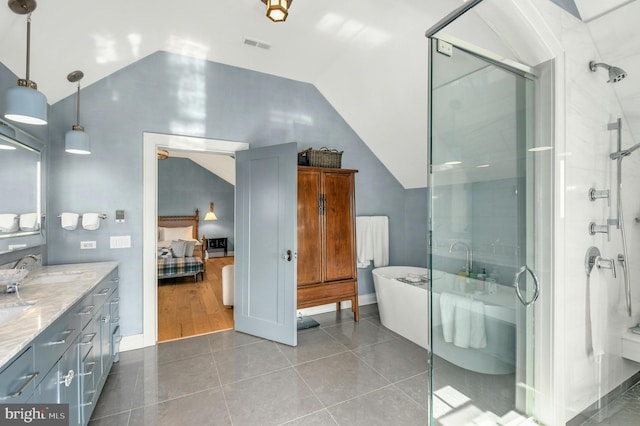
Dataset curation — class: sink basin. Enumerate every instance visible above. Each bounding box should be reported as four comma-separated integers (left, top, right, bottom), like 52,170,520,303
27,272,84,285
0,300,36,324
0,269,29,286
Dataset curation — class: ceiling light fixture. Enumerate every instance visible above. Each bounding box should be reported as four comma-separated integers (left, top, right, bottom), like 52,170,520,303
261,0,292,22
204,202,218,221
65,70,91,154
5,0,48,125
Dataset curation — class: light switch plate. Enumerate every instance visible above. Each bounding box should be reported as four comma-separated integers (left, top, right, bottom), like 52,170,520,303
110,235,131,249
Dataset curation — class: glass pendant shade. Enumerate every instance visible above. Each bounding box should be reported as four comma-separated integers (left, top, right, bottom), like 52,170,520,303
65,126,91,154
5,83,48,125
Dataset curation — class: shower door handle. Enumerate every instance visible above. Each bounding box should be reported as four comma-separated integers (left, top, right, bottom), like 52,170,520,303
513,265,540,307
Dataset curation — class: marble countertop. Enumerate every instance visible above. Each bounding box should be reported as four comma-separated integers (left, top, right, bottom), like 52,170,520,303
0,261,119,368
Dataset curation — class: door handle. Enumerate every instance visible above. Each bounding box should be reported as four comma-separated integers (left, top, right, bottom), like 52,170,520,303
513,265,540,307
283,250,293,262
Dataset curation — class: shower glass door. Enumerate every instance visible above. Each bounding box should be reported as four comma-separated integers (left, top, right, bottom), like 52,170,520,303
428,38,544,424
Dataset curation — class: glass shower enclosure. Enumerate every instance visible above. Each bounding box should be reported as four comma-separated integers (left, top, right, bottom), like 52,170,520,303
427,36,552,425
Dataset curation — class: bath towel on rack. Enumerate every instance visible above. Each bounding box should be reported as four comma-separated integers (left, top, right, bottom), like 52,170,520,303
0,214,18,233
439,292,487,349
356,216,389,268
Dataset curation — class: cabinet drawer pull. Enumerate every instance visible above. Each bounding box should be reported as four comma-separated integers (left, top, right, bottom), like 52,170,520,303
79,305,95,315
95,288,110,296
110,297,120,304
79,362,96,377
79,333,97,345
0,372,39,401
80,401,93,407
48,329,75,345
110,277,119,283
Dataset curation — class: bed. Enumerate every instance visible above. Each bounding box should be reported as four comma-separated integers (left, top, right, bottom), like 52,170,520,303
157,209,206,282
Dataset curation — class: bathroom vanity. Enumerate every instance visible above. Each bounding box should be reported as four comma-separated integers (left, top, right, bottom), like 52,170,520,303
0,261,119,426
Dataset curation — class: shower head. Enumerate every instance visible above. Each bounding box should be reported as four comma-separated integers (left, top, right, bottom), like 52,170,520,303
589,61,627,83
610,142,640,160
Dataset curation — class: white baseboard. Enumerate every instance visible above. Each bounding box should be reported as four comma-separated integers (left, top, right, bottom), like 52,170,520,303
298,292,377,317
120,334,146,352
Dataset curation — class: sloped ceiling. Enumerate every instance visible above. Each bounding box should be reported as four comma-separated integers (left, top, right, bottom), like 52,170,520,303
0,0,637,188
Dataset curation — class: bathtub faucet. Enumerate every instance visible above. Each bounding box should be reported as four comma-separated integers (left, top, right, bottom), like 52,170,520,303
448,241,473,274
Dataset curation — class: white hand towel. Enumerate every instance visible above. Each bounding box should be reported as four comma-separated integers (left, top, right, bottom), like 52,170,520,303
19,213,38,231
0,214,18,232
589,269,606,363
82,213,101,230
453,297,473,348
469,300,487,349
440,292,457,343
371,216,389,267
61,212,79,231
356,217,373,268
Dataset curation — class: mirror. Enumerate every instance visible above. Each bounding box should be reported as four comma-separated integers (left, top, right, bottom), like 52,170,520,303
0,125,45,254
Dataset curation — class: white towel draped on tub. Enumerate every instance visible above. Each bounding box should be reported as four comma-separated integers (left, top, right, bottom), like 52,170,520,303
439,292,487,349
356,216,389,268
0,214,19,232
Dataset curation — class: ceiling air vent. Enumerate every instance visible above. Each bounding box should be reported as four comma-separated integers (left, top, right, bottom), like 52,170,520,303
243,37,271,50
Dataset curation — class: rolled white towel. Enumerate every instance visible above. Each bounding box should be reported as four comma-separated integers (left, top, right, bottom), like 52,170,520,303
0,214,18,232
82,213,101,230
19,213,38,231
61,212,79,231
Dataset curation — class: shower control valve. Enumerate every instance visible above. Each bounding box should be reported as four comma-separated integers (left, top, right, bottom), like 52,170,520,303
589,222,610,242
588,188,610,206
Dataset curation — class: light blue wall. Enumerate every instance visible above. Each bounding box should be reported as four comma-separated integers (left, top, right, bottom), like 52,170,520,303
1,52,428,337
158,157,235,250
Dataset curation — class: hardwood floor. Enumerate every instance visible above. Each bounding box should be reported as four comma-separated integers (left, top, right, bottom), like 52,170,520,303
158,256,234,342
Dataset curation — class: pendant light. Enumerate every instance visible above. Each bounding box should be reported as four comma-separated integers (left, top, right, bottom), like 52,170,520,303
5,0,48,125
261,0,292,22
65,70,91,155
204,202,218,221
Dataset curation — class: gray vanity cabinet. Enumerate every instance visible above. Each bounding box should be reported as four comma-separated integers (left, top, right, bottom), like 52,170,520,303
18,265,121,426
0,346,37,403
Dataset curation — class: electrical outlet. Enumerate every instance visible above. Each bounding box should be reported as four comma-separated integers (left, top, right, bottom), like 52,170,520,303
80,241,96,249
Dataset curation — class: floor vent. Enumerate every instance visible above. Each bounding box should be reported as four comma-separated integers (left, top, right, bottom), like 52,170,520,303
243,37,271,50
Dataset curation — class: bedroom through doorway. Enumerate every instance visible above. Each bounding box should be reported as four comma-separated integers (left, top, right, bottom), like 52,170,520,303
156,148,236,342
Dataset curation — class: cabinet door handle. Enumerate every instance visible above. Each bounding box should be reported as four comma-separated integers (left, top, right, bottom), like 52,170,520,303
282,250,293,262
0,372,38,401
79,305,95,315
95,288,110,296
110,297,120,305
48,329,75,345
110,277,120,283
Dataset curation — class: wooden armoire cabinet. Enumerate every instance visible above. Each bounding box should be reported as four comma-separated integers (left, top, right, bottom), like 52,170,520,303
297,166,359,321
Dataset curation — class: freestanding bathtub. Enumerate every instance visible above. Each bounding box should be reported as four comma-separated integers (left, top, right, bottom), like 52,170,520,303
372,266,517,375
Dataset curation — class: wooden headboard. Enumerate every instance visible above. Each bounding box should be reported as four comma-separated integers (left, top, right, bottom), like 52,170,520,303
158,208,200,240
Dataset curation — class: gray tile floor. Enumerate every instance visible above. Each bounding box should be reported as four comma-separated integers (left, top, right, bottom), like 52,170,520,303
88,304,524,425
582,381,640,425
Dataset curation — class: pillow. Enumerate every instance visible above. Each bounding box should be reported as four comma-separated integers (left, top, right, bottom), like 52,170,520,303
158,227,165,241
180,239,197,257
170,240,187,258
163,226,193,242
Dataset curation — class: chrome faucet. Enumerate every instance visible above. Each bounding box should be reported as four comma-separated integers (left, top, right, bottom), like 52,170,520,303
449,241,473,274
13,254,39,270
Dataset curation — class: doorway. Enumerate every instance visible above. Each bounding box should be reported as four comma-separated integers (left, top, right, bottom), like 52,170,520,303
156,149,237,341
142,132,248,347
